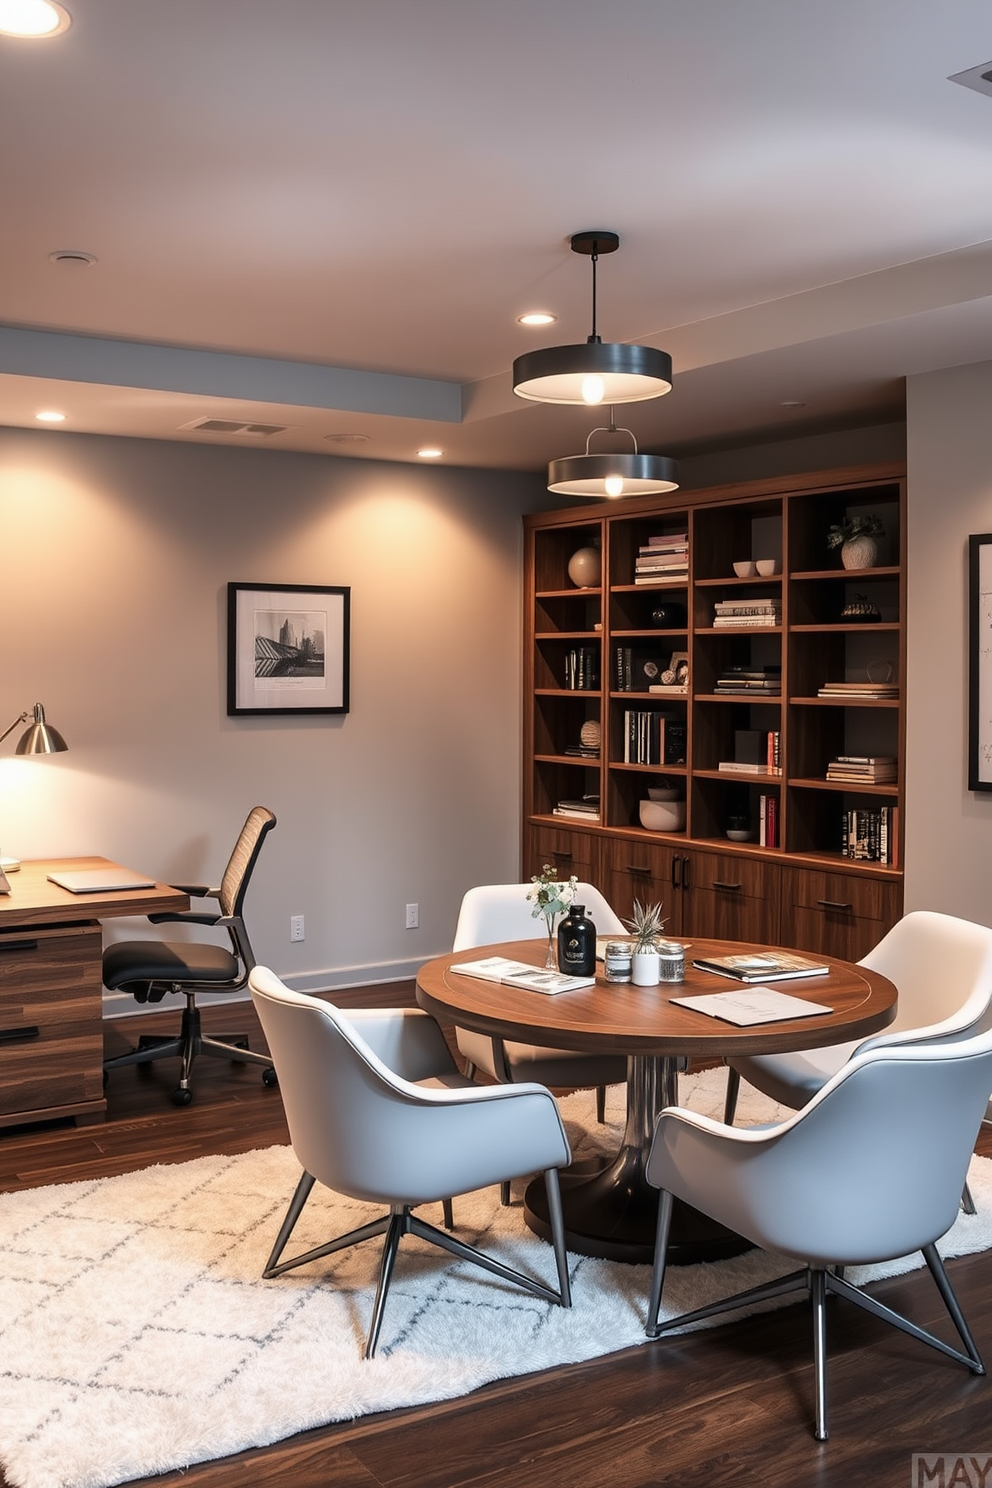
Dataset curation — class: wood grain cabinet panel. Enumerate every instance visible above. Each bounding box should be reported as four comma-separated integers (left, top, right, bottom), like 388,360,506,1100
779,867,901,961
0,923,105,1124
682,848,781,945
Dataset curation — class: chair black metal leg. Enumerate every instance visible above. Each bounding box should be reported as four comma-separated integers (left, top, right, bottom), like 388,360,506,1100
811,1267,829,1441
407,1213,564,1305
723,1065,741,1125
961,1180,977,1215
827,1261,985,1372
263,1170,316,1274
365,1211,406,1359
442,1197,454,1229
499,1180,511,1206
596,1085,606,1123
922,1243,986,1373
645,1189,674,1336
543,1167,571,1307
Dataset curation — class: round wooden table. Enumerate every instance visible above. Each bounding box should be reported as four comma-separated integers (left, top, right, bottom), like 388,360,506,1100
415,937,897,1265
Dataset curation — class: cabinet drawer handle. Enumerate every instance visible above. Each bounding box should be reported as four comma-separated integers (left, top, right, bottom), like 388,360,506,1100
712,881,742,892
0,939,39,955
671,858,682,890
817,899,852,912
626,865,651,877
551,850,573,862
681,856,691,892
0,1024,40,1045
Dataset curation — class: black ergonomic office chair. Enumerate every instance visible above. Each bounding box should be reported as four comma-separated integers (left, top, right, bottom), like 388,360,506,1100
102,806,278,1106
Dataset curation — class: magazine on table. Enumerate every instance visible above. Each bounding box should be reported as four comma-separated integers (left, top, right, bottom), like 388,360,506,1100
449,957,596,996
691,950,830,983
671,988,834,1026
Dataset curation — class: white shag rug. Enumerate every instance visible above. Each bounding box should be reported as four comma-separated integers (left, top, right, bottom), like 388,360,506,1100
2,1068,992,1488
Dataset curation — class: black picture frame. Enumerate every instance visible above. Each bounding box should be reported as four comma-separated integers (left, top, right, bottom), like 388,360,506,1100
227,582,350,716
968,534,992,790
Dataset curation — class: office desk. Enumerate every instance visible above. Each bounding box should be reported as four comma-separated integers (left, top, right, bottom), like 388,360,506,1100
416,937,897,1263
0,858,190,1128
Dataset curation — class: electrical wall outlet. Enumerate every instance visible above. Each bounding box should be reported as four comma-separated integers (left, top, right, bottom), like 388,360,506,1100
290,914,305,942
405,902,419,929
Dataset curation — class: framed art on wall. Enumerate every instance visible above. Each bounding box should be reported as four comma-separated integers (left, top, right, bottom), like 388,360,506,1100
227,582,350,716
968,534,992,790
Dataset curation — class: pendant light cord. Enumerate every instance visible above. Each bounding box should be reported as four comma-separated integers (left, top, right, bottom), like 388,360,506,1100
588,248,601,345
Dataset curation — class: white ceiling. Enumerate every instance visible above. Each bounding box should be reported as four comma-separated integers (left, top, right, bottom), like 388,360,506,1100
3,0,992,472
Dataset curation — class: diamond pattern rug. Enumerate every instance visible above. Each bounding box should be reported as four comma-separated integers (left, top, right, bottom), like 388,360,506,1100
1,1071,991,1488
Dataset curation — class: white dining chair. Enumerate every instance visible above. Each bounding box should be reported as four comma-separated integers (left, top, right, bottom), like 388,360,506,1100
645,1028,992,1440
248,967,573,1359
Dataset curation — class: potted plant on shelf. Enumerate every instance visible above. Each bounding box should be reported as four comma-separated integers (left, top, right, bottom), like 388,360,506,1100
526,865,579,969
624,898,667,986
827,514,885,571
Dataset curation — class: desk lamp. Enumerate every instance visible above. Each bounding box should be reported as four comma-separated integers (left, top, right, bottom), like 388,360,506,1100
0,703,68,871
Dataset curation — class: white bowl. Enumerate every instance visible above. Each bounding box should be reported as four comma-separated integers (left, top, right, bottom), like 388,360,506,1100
639,798,686,832
755,558,780,576
726,828,752,841
732,560,757,578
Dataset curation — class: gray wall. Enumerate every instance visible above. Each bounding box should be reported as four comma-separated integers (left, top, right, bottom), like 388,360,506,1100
0,427,545,1007
905,362,992,924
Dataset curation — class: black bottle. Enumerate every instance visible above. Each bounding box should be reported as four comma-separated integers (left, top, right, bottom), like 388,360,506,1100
557,904,596,977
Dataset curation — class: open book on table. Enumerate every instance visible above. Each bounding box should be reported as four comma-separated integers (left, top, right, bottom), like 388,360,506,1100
691,950,829,983
449,957,596,996
671,988,834,1026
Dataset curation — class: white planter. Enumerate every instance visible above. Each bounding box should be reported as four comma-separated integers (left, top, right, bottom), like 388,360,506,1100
631,948,660,986
841,535,878,570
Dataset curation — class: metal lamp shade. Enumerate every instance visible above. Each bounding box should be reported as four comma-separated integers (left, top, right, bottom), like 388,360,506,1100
15,704,68,755
512,342,673,406
547,451,680,499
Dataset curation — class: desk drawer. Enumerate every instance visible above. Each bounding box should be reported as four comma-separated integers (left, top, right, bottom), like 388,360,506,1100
0,923,104,1117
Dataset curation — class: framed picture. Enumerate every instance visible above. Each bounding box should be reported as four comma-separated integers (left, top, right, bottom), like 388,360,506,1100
968,535,992,790
227,583,350,716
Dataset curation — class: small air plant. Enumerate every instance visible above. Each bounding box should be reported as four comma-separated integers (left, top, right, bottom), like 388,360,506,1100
623,898,667,952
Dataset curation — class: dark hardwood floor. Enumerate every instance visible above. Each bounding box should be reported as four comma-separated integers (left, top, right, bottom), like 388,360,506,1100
2,988,990,1488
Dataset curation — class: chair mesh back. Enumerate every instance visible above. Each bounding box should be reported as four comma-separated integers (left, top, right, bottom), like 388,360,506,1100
218,807,276,918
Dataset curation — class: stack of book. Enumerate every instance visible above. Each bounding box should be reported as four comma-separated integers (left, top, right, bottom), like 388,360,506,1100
564,741,600,759
841,805,898,864
553,794,600,821
563,646,598,691
713,665,782,696
713,599,781,628
622,710,687,765
634,533,689,584
826,755,897,784
817,680,899,700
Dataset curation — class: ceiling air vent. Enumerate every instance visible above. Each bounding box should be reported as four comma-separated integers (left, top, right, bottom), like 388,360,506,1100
948,61,992,99
181,418,289,437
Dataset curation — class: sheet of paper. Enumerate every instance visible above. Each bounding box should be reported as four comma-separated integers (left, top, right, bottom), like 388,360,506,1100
671,987,834,1026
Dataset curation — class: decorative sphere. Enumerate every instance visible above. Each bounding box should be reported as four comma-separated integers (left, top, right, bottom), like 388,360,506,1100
567,546,602,588
580,720,601,750
649,602,686,628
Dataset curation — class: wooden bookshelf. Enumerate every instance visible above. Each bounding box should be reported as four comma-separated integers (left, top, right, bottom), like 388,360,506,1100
522,462,906,960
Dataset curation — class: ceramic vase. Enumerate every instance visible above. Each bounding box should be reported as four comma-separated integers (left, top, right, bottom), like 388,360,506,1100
544,922,557,970
631,947,660,986
841,535,878,570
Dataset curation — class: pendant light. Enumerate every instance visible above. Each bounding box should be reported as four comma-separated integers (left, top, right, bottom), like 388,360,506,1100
513,231,673,406
547,413,679,499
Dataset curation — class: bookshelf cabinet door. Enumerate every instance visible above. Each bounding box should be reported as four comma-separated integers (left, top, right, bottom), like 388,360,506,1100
779,866,900,960
523,824,600,887
601,835,687,935
682,848,781,944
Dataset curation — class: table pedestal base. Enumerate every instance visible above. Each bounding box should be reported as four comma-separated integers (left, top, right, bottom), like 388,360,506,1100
524,1053,752,1266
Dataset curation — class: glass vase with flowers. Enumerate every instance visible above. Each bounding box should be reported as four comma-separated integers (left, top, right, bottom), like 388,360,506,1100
526,864,579,970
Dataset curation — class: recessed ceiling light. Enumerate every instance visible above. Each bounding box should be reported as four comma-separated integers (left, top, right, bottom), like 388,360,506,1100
49,249,97,267
0,1,71,37
35,410,66,422
324,432,370,445
417,447,443,459
517,312,558,327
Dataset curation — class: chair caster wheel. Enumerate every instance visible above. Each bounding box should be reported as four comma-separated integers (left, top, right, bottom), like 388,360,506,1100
171,1087,193,1107
262,1066,279,1088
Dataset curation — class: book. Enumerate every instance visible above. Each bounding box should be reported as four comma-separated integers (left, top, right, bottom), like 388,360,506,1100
671,989,834,1026
449,957,596,995
717,761,769,773
691,951,830,983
